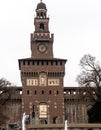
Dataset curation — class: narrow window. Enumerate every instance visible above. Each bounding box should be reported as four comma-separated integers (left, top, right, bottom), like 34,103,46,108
35,90,37,95
42,90,44,94
23,61,25,65
49,90,52,94
40,12,43,18
37,61,39,65
57,90,59,95
28,61,30,65
32,61,34,65
39,23,44,30
46,61,48,65
51,61,53,65
56,61,58,65
42,61,44,65
60,61,62,65
27,90,29,95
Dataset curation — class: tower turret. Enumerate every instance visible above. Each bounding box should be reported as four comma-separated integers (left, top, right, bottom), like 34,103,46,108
18,1,67,125
36,0,47,18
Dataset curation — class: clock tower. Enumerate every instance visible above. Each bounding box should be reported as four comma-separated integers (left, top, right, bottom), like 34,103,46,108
31,1,53,59
18,1,67,124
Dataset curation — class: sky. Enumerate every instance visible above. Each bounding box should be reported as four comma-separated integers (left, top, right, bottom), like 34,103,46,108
0,0,101,86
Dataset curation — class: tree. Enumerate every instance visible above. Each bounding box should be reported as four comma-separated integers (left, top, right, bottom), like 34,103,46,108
0,78,11,125
77,54,101,123
87,100,101,123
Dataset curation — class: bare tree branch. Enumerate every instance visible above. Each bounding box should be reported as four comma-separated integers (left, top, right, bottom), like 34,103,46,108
77,54,101,102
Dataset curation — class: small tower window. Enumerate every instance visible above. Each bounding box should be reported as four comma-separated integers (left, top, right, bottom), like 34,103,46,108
49,90,52,94
42,90,44,94
27,90,30,95
39,23,44,30
40,12,43,18
35,90,37,95
57,90,59,95
37,12,39,18
44,12,46,18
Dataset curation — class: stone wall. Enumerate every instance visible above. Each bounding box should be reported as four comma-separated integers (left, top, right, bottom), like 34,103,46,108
27,123,101,130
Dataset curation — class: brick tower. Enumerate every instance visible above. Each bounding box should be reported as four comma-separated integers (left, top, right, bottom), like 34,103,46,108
18,1,67,124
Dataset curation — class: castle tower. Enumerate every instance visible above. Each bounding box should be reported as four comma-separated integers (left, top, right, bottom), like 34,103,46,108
18,1,67,124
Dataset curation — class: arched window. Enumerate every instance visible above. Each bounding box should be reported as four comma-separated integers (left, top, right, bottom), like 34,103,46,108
39,23,44,30
39,103,48,118
40,12,43,18
37,12,39,17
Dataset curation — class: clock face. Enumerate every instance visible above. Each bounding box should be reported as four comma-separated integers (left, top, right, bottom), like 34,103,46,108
38,44,47,53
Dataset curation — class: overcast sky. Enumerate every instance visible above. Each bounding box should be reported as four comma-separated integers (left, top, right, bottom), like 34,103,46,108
0,0,101,86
